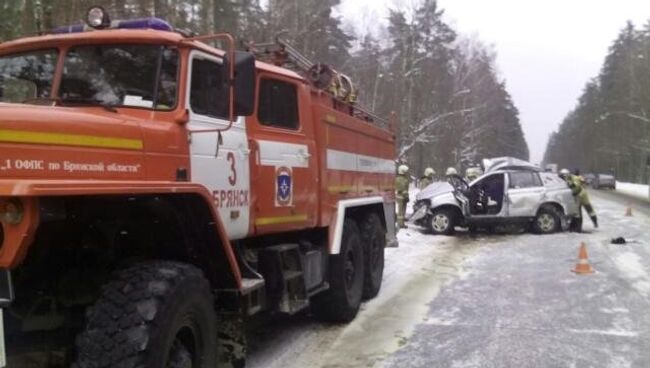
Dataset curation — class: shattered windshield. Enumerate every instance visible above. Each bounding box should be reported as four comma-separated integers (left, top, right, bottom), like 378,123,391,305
0,49,57,103
59,44,178,109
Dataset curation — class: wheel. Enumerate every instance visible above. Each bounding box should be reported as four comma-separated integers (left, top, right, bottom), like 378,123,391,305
311,219,364,322
360,213,385,299
428,208,456,235
532,206,561,234
73,261,218,368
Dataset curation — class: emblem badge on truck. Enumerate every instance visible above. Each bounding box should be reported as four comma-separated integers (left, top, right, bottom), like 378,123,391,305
275,166,293,206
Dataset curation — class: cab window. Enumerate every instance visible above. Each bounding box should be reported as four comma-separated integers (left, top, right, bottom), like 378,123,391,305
60,45,178,109
190,57,228,119
0,49,57,103
509,172,542,189
258,78,299,130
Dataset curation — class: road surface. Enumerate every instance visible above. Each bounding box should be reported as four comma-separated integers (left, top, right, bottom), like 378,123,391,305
246,190,650,368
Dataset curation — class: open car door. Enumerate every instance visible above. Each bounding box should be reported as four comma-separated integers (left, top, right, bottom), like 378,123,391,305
466,173,507,218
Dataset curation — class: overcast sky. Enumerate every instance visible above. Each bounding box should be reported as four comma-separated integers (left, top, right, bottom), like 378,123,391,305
338,0,650,163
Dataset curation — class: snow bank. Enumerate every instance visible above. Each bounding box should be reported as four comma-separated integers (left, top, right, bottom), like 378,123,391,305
616,181,649,201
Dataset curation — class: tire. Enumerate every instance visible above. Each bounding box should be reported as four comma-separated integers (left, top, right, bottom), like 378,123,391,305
428,208,456,235
311,219,364,322
532,206,561,234
73,261,218,368
360,213,385,300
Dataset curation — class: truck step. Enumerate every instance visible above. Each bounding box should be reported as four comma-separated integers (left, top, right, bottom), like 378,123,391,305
241,277,265,316
282,270,303,281
258,243,310,314
280,298,310,315
241,277,265,294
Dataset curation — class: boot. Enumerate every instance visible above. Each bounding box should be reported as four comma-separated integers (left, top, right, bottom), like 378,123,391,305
591,215,598,228
570,217,583,233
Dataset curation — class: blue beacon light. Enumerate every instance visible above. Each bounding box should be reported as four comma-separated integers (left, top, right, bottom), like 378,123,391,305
53,6,173,34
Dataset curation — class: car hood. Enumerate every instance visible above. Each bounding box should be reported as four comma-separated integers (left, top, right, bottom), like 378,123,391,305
0,102,137,126
416,181,454,201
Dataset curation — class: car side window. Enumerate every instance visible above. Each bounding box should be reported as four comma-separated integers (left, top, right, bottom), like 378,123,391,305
509,172,541,189
190,57,228,119
258,78,299,130
474,173,504,191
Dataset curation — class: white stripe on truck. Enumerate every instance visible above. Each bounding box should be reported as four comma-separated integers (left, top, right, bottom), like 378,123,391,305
326,149,394,174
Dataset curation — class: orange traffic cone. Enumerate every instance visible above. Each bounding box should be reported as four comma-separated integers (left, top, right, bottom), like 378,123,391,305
625,205,633,217
572,242,594,274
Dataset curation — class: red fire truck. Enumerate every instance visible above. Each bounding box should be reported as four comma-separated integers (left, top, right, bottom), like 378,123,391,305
0,7,397,367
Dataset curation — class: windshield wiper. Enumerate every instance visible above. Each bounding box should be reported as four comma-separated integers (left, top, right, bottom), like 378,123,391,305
59,97,118,113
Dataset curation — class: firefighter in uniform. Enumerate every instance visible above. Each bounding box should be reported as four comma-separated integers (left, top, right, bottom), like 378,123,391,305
560,168,598,231
446,167,464,188
465,167,481,182
396,164,410,229
419,167,435,189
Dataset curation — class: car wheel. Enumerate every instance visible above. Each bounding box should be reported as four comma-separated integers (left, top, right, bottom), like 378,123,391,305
428,209,456,235
532,206,561,234
73,261,218,368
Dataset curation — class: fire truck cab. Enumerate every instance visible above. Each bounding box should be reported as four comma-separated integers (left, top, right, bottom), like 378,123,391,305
0,8,397,367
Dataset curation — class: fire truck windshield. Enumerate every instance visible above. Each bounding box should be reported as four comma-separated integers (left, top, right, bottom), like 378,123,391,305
0,49,58,103
59,44,178,110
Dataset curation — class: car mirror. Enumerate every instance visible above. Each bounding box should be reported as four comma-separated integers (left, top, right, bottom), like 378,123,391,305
223,51,256,116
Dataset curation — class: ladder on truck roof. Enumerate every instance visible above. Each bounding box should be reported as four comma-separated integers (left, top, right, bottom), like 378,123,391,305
245,35,393,129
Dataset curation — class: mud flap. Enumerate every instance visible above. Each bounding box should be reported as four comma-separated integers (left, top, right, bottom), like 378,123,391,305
218,314,247,368
383,202,398,248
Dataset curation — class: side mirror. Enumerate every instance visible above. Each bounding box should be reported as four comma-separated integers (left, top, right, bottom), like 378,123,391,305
223,51,256,117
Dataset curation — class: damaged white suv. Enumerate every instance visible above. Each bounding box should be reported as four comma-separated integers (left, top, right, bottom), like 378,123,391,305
410,157,579,235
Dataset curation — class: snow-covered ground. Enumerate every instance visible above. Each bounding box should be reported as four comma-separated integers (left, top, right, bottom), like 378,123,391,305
247,189,650,368
247,214,484,368
387,190,650,368
616,181,649,201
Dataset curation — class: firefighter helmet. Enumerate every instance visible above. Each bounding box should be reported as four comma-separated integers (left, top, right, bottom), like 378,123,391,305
445,167,457,176
424,167,435,177
398,165,409,175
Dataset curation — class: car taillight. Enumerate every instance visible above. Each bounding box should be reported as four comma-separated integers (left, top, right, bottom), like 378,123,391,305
0,199,24,225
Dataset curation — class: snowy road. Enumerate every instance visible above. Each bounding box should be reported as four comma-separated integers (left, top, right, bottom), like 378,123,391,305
246,190,650,368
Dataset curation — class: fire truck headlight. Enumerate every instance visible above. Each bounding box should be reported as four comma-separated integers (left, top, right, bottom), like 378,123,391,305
1,199,24,225
86,6,110,29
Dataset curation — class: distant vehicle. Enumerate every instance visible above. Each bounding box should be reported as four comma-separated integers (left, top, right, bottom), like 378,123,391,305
582,173,596,186
591,173,616,189
411,157,579,235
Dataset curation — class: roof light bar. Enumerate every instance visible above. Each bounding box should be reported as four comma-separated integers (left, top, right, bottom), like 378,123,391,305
53,16,173,34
